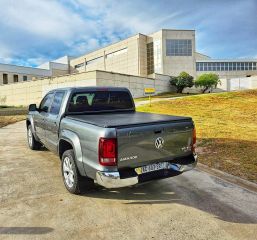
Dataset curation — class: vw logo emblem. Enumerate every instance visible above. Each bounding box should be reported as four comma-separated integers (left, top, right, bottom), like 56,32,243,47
155,137,164,149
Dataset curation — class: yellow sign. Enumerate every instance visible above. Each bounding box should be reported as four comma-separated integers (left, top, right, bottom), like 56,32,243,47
144,88,155,94
144,88,155,107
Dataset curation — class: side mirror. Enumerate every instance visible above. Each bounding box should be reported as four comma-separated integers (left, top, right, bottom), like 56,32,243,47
28,104,37,112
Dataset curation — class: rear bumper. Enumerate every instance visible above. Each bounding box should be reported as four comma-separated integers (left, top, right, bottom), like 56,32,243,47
96,154,197,189
96,171,138,188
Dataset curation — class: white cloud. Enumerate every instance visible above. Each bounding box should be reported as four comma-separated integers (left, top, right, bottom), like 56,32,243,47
69,0,181,34
0,43,12,59
0,0,190,65
0,0,256,66
0,0,94,41
71,38,101,56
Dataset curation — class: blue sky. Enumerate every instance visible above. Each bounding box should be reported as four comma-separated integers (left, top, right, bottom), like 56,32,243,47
0,0,256,67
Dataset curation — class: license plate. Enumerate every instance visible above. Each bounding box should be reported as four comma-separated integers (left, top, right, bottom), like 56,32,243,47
135,162,169,175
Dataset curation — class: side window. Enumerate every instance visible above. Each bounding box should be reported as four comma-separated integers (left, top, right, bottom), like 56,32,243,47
50,91,65,115
39,93,54,112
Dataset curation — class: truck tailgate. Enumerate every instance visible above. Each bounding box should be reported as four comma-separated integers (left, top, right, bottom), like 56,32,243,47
117,121,194,169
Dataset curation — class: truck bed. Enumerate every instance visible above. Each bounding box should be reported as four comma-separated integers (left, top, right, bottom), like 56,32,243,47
66,112,192,128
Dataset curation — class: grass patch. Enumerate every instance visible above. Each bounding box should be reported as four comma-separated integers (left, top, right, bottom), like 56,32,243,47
137,90,257,183
134,92,198,102
0,106,27,116
0,115,26,128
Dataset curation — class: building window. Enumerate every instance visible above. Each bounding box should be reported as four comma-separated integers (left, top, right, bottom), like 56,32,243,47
154,40,162,73
166,39,192,56
74,63,84,69
233,62,237,70
220,62,224,71
13,74,18,83
203,62,208,71
3,74,8,84
196,62,257,72
253,62,257,70
106,48,127,59
147,42,154,74
229,62,233,71
245,62,249,70
86,56,103,65
23,76,28,81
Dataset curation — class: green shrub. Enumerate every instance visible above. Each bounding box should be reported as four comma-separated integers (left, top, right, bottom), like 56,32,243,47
195,73,221,93
170,71,194,93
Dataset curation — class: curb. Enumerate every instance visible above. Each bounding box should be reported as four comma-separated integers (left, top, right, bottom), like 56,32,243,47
197,163,257,193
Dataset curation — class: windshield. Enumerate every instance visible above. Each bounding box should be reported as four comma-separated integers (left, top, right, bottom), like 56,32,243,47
67,91,134,113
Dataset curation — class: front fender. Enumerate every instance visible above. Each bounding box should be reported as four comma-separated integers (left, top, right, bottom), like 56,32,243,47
59,129,86,176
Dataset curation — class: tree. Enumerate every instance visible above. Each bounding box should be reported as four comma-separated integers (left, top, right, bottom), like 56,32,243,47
170,71,194,93
195,73,221,93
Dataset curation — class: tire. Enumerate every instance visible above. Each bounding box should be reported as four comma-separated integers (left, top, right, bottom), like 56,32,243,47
27,125,42,150
61,149,94,194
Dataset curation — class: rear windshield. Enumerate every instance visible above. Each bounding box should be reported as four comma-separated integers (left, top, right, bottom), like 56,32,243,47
67,91,134,113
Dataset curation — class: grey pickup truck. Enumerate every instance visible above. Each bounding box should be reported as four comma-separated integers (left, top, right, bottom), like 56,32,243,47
26,87,197,194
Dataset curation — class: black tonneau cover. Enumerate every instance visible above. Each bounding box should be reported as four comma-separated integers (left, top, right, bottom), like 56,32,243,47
66,112,192,128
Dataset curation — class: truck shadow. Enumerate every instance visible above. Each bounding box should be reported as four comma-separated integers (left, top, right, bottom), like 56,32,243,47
33,137,257,225
84,137,257,224
84,174,257,224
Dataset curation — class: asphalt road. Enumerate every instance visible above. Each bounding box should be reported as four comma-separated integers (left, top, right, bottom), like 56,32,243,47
0,121,257,240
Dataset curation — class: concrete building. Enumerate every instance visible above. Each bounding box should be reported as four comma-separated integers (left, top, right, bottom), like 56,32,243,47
0,29,257,97
0,70,172,106
70,29,257,80
37,56,71,76
70,29,197,78
0,56,70,85
0,64,51,85
196,59,257,78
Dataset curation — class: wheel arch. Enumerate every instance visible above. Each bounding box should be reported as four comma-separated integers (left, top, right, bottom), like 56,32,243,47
59,139,73,159
26,116,40,142
26,119,31,128
58,130,86,176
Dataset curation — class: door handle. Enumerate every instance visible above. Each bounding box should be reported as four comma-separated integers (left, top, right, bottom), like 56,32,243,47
154,129,163,134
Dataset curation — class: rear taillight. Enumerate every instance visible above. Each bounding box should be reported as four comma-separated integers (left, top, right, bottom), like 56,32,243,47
98,138,117,166
192,128,196,152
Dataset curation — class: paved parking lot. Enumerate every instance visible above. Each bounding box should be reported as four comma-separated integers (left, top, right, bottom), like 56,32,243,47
0,121,257,240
